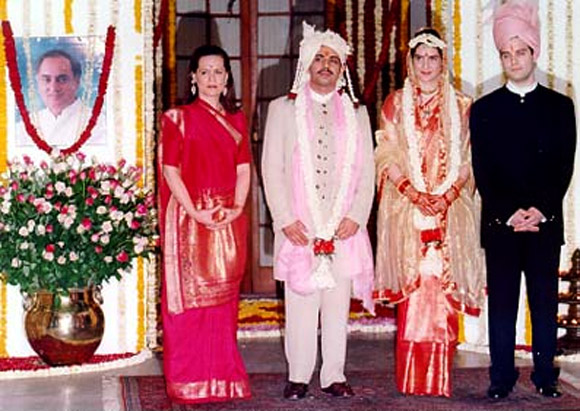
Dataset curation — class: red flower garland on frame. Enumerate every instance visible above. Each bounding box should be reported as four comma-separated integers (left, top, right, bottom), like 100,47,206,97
2,21,116,155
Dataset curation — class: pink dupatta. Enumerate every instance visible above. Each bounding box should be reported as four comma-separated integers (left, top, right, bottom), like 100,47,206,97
275,89,374,313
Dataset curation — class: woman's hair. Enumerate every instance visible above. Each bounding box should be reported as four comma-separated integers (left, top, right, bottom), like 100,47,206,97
410,27,444,58
188,45,238,113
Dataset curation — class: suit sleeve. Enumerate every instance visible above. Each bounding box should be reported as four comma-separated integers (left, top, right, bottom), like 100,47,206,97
469,101,518,222
346,106,375,226
261,99,296,231
536,95,577,219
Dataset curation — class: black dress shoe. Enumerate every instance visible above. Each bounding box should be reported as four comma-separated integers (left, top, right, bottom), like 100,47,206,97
283,382,308,400
536,384,562,398
487,385,511,399
321,382,355,398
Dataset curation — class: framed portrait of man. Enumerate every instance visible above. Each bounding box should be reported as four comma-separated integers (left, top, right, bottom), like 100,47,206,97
14,35,107,148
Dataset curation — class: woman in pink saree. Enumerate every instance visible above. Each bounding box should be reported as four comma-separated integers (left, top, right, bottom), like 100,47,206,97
159,45,251,404
374,29,486,397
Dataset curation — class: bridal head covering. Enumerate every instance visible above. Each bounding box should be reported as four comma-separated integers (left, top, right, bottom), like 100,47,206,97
289,21,357,103
493,0,540,60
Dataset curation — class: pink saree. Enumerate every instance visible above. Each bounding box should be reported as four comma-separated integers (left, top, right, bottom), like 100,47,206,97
159,99,251,404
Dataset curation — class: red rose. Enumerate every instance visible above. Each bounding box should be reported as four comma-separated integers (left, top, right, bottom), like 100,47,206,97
116,251,129,263
45,244,55,253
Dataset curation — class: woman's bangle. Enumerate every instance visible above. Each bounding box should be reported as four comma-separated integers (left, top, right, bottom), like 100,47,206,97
396,178,411,195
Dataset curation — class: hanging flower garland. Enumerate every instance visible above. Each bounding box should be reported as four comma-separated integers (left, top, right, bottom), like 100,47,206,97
294,87,358,289
2,21,116,155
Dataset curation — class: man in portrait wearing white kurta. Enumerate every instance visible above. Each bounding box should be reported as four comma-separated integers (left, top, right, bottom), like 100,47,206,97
15,49,106,148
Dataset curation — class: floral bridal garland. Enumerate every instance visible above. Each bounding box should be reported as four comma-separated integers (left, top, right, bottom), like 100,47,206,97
402,77,461,231
2,21,116,155
294,87,358,289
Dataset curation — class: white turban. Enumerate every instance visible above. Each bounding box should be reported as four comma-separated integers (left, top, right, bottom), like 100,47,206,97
289,21,352,95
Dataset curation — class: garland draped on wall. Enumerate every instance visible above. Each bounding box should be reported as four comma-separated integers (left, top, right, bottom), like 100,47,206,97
326,0,408,128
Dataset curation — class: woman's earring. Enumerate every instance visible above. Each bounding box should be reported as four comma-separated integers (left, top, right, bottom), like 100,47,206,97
191,83,197,95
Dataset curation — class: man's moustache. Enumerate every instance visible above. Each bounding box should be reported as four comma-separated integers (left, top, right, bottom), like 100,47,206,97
317,69,334,75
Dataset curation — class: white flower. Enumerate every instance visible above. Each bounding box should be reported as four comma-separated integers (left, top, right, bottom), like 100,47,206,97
27,219,35,230
57,255,67,265
120,193,130,204
100,235,110,245
55,181,66,193
65,187,73,197
11,257,21,268
100,181,111,192
111,211,124,221
96,206,107,215
69,252,79,261
19,242,29,250
63,216,74,229
114,186,125,198
57,241,64,248
76,225,86,234
1,202,11,214
91,233,100,243
102,221,113,233
42,251,54,261
104,256,113,263
36,225,46,235
53,162,67,173
18,227,29,237
57,214,66,224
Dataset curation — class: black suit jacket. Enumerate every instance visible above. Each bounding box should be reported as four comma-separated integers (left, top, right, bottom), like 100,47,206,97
470,85,576,247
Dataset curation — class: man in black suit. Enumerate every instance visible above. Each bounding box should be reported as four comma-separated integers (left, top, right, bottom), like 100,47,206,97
470,0,576,400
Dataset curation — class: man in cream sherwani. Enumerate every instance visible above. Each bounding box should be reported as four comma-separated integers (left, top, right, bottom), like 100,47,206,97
261,22,375,400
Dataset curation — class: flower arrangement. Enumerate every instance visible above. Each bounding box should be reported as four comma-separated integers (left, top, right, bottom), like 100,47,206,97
0,153,157,296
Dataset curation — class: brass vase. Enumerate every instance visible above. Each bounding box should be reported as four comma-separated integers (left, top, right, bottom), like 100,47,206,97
24,287,105,366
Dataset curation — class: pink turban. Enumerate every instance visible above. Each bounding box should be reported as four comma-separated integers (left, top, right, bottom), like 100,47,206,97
493,0,540,60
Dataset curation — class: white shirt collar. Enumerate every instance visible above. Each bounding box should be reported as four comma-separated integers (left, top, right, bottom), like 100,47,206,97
309,87,335,104
506,81,538,97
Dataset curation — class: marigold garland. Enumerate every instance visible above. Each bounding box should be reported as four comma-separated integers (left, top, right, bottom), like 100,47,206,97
134,0,142,34
452,0,461,91
64,0,74,34
2,22,116,155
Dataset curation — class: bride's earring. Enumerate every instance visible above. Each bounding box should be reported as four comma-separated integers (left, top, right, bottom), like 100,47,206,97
191,82,197,95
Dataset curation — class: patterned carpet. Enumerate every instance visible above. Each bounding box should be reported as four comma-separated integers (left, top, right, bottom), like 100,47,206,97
108,368,580,410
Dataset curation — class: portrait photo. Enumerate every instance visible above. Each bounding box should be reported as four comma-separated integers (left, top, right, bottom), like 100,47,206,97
14,35,108,148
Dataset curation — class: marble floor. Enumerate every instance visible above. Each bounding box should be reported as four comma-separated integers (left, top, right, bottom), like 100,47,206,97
0,333,579,411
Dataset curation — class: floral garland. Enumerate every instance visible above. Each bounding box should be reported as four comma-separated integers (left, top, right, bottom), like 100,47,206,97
0,351,152,380
402,77,461,227
2,21,116,155
356,0,365,90
547,0,555,89
294,87,358,289
64,0,74,33
452,0,462,91
362,0,399,102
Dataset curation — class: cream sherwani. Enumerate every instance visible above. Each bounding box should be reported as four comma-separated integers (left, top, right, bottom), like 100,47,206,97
261,91,374,388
